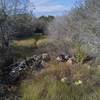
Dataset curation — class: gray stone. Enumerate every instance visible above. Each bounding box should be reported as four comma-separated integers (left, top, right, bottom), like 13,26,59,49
42,53,50,61
56,54,70,62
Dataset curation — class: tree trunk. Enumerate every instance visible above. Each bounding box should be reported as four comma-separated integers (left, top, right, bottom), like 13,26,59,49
0,25,10,49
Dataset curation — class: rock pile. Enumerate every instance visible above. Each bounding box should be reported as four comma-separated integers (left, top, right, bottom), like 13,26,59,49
6,53,50,83
56,54,69,62
56,53,75,64
3,52,93,84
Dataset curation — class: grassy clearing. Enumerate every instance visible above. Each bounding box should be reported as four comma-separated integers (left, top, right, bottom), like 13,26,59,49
36,38,48,47
14,38,37,47
20,61,100,100
21,80,100,100
14,35,48,48
12,35,48,58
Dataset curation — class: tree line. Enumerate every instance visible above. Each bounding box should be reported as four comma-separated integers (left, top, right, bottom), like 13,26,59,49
0,0,54,49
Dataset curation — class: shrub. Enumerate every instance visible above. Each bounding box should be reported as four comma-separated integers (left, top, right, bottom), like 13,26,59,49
74,43,87,63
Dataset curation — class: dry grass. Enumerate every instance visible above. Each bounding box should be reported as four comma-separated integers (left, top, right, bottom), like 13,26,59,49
14,35,48,48
12,35,48,58
36,38,48,47
11,36,100,100
14,38,37,47
20,61,100,100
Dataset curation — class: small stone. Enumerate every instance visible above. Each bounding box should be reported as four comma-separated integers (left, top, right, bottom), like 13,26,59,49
18,67,22,71
56,56,62,62
65,55,70,60
11,70,16,73
56,54,71,62
42,53,50,61
67,58,73,65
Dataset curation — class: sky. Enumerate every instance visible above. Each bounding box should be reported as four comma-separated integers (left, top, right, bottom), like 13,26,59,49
28,0,80,16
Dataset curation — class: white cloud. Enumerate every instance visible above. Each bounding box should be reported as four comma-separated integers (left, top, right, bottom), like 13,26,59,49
34,5,66,13
32,0,52,6
29,0,67,14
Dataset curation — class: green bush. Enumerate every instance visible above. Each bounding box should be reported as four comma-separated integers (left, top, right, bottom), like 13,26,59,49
74,43,87,63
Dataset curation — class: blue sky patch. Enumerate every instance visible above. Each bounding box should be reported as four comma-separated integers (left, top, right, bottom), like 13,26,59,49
28,0,80,16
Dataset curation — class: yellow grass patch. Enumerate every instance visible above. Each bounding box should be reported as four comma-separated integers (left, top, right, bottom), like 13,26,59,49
14,36,48,48
36,38,48,47
14,38,37,47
